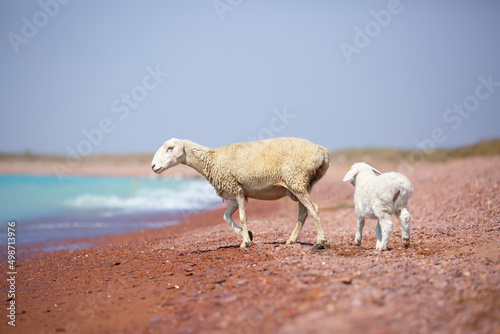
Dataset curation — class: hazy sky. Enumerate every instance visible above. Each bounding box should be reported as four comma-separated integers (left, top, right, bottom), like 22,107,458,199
1,0,499,155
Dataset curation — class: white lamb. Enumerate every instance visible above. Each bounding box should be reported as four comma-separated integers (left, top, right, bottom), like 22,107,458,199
342,162,413,251
151,137,330,249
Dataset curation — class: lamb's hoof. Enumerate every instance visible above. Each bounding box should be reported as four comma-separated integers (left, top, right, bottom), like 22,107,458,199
402,238,410,249
285,239,296,245
248,230,254,242
311,243,330,253
376,246,388,251
354,239,362,246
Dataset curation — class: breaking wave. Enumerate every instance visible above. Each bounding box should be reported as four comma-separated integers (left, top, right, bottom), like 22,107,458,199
64,183,221,211
64,180,221,215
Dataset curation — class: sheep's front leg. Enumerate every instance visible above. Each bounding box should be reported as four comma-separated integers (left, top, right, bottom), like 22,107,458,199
224,200,254,242
286,202,308,245
398,207,411,249
354,216,365,246
376,215,393,251
236,195,252,248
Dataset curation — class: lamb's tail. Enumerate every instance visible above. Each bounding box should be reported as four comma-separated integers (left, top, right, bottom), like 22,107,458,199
309,147,330,190
393,177,413,207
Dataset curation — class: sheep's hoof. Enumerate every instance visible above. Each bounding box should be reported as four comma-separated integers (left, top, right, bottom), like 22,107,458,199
285,239,296,245
240,240,252,248
248,230,254,242
317,238,328,245
354,239,362,246
311,243,330,253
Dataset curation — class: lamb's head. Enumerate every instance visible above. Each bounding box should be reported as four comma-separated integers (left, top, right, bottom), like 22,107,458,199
151,138,185,173
342,162,381,186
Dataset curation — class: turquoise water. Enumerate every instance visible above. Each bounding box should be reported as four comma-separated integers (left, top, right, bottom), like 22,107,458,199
0,174,221,246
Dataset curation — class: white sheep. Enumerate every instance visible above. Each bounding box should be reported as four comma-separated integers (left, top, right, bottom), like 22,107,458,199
342,162,413,251
151,137,330,249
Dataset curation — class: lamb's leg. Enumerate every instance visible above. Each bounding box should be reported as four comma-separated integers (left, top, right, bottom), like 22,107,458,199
223,201,253,241
375,221,382,250
377,214,393,251
398,207,411,249
354,216,365,246
236,195,252,248
286,202,308,245
292,191,328,246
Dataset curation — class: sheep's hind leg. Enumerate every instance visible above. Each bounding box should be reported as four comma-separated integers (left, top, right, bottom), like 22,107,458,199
355,216,365,246
398,207,411,249
286,202,308,245
236,195,252,248
292,191,328,247
224,201,253,242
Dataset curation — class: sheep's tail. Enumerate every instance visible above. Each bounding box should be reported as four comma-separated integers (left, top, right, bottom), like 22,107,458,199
309,147,330,190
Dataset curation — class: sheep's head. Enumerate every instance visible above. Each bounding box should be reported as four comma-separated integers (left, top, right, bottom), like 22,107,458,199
342,162,381,186
151,138,185,173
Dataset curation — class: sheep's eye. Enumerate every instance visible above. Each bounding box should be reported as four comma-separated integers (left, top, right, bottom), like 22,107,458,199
167,146,173,151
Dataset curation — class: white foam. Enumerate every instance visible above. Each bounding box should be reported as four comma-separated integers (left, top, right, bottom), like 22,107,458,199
64,180,221,214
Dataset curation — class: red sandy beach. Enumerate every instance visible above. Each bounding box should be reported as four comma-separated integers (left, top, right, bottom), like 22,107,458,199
1,155,499,333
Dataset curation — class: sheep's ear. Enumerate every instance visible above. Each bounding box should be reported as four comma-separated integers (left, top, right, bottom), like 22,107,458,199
372,168,382,176
343,168,358,182
172,142,184,158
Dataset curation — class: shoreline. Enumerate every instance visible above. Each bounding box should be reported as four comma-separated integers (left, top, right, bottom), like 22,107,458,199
19,203,232,259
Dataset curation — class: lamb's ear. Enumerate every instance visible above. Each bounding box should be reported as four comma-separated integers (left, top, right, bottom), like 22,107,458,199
372,168,382,176
343,168,358,182
172,142,184,158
